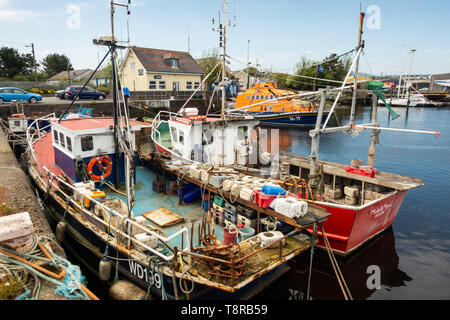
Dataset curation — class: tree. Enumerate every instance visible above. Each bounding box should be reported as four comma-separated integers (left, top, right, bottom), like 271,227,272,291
41,53,73,78
196,48,230,87
0,47,35,79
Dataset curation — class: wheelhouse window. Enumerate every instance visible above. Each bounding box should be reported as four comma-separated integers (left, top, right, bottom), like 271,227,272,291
149,81,157,90
256,95,259,100
179,130,184,145
13,120,20,127
237,126,248,140
202,129,213,145
186,81,192,90
81,136,93,152
66,136,72,152
170,127,178,142
54,130,59,144
246,95,250,101
59,132,65,148
159,81,166,89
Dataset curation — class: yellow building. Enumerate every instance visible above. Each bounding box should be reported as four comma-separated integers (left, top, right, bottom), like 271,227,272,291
119,46,204,92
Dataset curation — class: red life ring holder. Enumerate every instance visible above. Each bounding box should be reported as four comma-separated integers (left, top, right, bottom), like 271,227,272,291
87,155,113,181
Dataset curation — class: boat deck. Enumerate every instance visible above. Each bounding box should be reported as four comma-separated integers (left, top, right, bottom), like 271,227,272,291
281,151,423,191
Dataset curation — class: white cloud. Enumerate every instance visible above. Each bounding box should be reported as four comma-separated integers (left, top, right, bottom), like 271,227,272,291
131,1,145,7
0,10,39,22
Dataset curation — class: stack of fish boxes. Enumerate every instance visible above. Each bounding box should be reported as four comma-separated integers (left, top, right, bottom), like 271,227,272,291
223,202,237,225
237,205,257,229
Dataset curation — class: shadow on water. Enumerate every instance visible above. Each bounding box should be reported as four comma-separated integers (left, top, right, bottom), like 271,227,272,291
253,228,412,300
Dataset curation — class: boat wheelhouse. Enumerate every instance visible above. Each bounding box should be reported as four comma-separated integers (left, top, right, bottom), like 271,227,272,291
151,108,260,167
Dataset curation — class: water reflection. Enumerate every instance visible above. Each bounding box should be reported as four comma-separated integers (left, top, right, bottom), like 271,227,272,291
283,228,412,300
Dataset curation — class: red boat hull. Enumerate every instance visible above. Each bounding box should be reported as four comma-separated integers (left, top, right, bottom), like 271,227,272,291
308,191,407,255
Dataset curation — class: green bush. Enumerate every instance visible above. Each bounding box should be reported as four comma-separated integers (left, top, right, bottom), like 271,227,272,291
96,86,111,95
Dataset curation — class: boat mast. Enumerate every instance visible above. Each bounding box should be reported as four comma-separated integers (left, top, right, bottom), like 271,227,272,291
397,44,406,98
349,11,365,125
213,0,236,120
110,0,120,188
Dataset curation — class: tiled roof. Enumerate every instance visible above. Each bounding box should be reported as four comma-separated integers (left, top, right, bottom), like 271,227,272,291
47,69,93,81
130,47,204,75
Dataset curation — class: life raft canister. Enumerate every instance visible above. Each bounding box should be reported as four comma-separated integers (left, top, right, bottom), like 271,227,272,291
87,155,113,181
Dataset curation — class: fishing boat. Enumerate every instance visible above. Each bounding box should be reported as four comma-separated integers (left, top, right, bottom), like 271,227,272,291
147,10,439,258
229,81,329,127
24,0,329,300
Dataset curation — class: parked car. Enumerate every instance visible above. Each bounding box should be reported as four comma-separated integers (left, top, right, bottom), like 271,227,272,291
64,86,106,101
56,89,65,99
0,87,42,104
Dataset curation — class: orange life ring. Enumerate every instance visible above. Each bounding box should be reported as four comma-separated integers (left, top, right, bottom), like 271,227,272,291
87,155,113,181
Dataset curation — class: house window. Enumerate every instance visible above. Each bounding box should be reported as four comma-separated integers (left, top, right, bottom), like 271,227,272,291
194,82,200,89
149,81,157,90
66,136,72,152
81,136,93,152
159,81,166,89
131,62,136,70
59,132,65,148
186,81,192,90
170,59,179,69
138,69,144,76
54,130,59,144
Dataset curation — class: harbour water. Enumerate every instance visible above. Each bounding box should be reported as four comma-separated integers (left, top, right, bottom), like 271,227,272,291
256,105,450,300
52,105,450,300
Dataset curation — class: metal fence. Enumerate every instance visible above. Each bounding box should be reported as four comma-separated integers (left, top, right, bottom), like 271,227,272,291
129,90,210,101
0,80,106,90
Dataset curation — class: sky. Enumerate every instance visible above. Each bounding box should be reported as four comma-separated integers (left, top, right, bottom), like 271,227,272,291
0,0,449,77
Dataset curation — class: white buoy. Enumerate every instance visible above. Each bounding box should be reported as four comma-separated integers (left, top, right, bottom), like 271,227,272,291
55,221,67,243
99,256,112,281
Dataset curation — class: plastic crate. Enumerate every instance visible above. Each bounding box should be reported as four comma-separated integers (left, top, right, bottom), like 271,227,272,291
237,214,257,228
224,207,237,217
224,202,237,213
224,212,237,224
253,189,278,208
213,202,225,213
237,205,257,219
213,194,225,207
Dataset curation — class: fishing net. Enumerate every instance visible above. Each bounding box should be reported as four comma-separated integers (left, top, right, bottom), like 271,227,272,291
366,81,400,120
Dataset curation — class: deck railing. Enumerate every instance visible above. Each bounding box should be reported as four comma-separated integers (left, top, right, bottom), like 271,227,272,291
42,167,191,261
